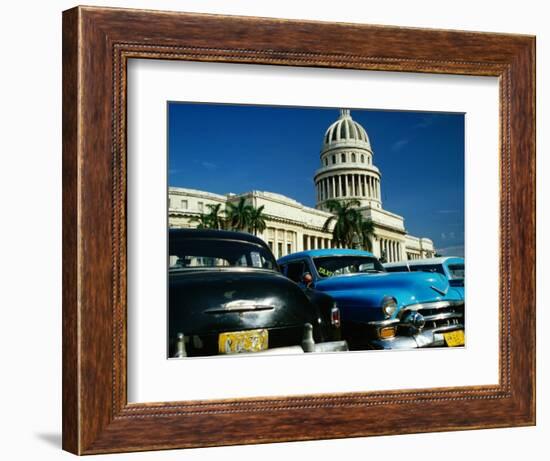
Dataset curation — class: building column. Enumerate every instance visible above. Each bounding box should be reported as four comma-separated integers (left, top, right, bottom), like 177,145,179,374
331,176,336,198
368,176,373,198
343,175,347,197
344,175,348,197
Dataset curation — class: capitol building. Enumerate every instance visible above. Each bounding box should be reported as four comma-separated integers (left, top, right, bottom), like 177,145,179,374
169,109,435,262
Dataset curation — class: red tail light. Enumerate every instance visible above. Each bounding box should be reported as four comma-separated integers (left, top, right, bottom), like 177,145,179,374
330,306,341,328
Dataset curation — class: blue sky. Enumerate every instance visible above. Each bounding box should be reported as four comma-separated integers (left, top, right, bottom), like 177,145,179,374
168,103,464,257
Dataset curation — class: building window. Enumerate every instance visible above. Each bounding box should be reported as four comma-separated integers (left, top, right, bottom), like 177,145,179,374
324,158,328,166
197,202,204,212
168,198,172,208
287,243,292,255
361,154,365,163
268,241,274,251
332,155,336,164
277,242,283,258
351,153,356,162
303,235,308,250
181,199,188,209
341,153,346,163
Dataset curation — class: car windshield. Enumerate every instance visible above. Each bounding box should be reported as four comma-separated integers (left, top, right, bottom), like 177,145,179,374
409,263,464,280
313,256,385,278
169,238,277,271
447,263,465,280
409,264,446,276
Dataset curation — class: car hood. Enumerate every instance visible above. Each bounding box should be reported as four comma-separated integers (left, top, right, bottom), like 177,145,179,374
314,271,459,306
169,269,316,336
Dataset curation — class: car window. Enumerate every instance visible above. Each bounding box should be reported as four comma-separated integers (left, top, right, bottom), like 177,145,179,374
169,238,277,271
313,256,384,278
286,261,307,283
385,265,409,273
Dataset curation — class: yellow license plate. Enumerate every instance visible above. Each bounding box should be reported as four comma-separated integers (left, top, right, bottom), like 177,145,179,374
218,329,269,354
443,330,465,347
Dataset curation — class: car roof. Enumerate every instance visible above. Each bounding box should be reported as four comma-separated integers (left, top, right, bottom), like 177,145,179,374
278,248,375,264
169,228,267,246
383,256,464,268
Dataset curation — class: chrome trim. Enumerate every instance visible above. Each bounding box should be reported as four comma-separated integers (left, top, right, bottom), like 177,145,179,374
432,324,464,333
401,300,463,313
422,312,463,322
204,303,275,314
430,285,448,296
368,318,400,327
402,311,426,329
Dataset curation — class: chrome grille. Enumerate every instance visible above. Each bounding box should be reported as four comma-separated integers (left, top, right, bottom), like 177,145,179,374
399,301,464,333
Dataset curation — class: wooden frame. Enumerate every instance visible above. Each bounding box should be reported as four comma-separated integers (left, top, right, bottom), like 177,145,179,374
62,5,536,455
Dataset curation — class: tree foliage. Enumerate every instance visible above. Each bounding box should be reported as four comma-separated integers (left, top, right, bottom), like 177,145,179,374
191,198,268,235
322,199,375,250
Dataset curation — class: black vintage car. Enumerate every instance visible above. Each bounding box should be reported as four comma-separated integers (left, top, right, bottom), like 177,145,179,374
168,229,347,357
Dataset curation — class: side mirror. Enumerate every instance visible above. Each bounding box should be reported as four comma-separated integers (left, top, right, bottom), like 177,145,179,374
302,272,313,287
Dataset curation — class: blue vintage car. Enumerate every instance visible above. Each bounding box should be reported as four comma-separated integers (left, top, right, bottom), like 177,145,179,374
278,249,464,350
384,257,464,300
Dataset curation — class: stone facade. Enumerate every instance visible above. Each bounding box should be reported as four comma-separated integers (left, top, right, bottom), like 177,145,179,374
169,109,435,261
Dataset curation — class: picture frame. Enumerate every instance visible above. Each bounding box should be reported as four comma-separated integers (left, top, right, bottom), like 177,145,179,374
62,5,535,455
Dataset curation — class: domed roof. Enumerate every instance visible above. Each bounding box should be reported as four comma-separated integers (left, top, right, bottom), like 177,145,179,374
322,109,371,149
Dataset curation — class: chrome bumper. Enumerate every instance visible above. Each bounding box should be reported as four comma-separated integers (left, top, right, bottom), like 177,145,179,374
367,300,465,350
368,324,464,350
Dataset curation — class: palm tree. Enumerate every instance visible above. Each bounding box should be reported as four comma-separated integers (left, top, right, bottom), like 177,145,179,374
322,199,363,248
190,213,212,229
205,203,225,230
226,197,253,231
359,218,376,252
249,205,267,236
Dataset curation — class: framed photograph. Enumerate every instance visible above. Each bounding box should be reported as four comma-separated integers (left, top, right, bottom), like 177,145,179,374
62,6,535,454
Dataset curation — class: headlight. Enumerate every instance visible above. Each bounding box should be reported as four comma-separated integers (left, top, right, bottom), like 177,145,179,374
381,296,397,318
